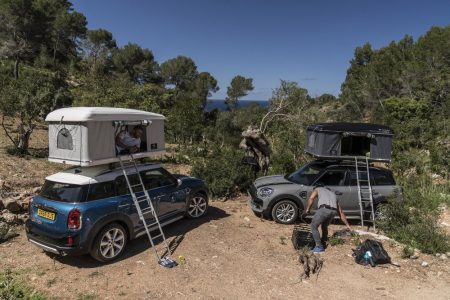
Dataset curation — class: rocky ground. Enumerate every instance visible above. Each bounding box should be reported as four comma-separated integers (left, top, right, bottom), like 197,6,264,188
0,197,449,300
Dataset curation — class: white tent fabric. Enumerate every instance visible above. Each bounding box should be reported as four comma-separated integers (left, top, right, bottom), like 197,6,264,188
46,107,165,166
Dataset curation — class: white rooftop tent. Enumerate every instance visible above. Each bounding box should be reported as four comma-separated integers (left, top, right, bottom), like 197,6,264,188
45,107,165,166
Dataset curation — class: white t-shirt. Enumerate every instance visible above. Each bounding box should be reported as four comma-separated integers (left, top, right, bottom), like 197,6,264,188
116,131,141,152
316,187,338,209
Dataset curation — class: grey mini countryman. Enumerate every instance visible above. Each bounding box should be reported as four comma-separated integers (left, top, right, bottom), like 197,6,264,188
249,160,400,224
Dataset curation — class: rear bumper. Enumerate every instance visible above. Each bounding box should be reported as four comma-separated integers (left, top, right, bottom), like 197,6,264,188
25,220,87,256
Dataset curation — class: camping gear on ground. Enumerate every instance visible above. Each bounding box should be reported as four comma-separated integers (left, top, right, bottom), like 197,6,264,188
292,222,315,250
118,154,177,268
46,107,165,166
353,239,391,267
305,123,393,162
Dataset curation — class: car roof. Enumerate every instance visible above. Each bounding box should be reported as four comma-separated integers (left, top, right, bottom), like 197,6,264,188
45,163,162,185
309,160,392,173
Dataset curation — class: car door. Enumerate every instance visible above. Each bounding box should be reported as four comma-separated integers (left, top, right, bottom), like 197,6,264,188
312,169,353,214
349,168,377,216
140,168,187,220
115,174,156,232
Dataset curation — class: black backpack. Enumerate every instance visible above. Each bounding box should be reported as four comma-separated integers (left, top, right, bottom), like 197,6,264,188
353,239,391,266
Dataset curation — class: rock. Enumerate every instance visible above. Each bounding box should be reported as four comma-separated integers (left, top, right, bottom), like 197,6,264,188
32,187,41,194
4,198,22,213
421,261,429,267
436,253,441,257
243,216,250,222
446,252,450,257
1,212,18,223
440,254,447,260
0,221,10,241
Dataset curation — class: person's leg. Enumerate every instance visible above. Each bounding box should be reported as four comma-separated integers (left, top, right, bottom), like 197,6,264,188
320,210,335,246
311,208,327,248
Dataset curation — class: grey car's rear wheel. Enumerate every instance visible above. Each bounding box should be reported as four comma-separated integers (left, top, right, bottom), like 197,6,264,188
272,200,298,224
186,193,208,218
90,223,127,262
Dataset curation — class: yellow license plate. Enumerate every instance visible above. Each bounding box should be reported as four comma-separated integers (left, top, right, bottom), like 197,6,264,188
37,208,56,221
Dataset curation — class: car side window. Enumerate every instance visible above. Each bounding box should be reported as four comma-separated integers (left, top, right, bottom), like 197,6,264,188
316,170,347,186
115,174,140,195
87,181,116,201
349,171,370,186
371,170,395,186
141,168,176,190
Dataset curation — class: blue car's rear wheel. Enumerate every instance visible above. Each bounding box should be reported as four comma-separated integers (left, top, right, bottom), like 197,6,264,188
90,223,128,262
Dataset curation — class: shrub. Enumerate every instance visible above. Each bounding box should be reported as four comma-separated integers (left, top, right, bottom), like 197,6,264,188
191,146,253,198
377,175,450,254
0,269,48,300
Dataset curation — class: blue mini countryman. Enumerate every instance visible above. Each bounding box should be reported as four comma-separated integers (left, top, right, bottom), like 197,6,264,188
25,163,208,262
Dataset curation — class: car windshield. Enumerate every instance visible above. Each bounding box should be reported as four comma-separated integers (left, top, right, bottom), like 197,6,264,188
285,164,325,185
40,180,87,202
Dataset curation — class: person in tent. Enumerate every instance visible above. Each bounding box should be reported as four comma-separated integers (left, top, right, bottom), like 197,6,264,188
115,125,144,155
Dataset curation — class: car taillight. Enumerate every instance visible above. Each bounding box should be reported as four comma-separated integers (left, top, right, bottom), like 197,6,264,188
67,209,82,230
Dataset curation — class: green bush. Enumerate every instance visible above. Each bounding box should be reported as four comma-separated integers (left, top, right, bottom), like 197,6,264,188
191,146,253,198
377,176,450,254
0,269,48,300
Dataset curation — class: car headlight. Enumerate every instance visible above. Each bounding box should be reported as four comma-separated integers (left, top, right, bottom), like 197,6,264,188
258,187,274,197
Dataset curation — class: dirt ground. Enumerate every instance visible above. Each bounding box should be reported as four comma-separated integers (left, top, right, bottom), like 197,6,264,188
1,196,449,300
1,121,450,299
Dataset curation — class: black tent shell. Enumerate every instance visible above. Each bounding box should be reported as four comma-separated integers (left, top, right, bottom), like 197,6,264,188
305,122,393,162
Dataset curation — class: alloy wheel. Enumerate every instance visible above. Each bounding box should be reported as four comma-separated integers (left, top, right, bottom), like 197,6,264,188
99,228,125,259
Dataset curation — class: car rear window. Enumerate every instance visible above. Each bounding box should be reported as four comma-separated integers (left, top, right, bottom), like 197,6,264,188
371,170,396,185
40,180,87,202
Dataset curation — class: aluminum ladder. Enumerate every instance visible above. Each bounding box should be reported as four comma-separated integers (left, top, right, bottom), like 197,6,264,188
354,156,376,230
118,154,177,268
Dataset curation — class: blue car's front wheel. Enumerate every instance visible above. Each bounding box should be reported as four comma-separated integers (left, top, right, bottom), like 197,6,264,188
186,193,208,218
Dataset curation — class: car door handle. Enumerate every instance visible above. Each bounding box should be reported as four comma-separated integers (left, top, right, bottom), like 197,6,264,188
335,191,343,195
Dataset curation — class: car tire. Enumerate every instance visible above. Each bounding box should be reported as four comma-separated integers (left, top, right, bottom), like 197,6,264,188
186,193,208,218
90,223,128,263
271,200,299,224
374,203,387,221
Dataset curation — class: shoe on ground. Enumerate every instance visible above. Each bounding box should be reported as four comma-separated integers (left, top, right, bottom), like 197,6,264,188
312,246,325,253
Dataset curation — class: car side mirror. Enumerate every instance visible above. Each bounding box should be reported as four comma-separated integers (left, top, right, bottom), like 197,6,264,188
176,179,182,187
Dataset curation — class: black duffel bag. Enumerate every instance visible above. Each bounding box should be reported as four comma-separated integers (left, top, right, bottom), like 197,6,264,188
353,239,391,267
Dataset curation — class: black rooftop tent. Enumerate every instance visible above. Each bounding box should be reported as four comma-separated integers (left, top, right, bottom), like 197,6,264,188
305,123,394,162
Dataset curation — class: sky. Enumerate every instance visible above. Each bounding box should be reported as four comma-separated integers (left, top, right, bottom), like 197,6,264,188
71,0,450,100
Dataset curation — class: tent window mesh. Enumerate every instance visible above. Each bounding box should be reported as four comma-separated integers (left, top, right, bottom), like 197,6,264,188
57,128,73,150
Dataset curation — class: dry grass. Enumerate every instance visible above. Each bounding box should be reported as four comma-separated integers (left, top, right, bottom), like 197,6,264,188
0,118,64,195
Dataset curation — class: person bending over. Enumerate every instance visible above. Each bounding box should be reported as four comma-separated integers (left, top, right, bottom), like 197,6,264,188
305,183,351,253
116,125,144,155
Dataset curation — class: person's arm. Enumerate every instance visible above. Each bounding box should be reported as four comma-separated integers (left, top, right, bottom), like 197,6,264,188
337,202,351,230
305,189,318,214
115,132,129,149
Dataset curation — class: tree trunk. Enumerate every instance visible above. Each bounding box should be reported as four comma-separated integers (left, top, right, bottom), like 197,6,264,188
14,59,19,80
17,129,32,154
